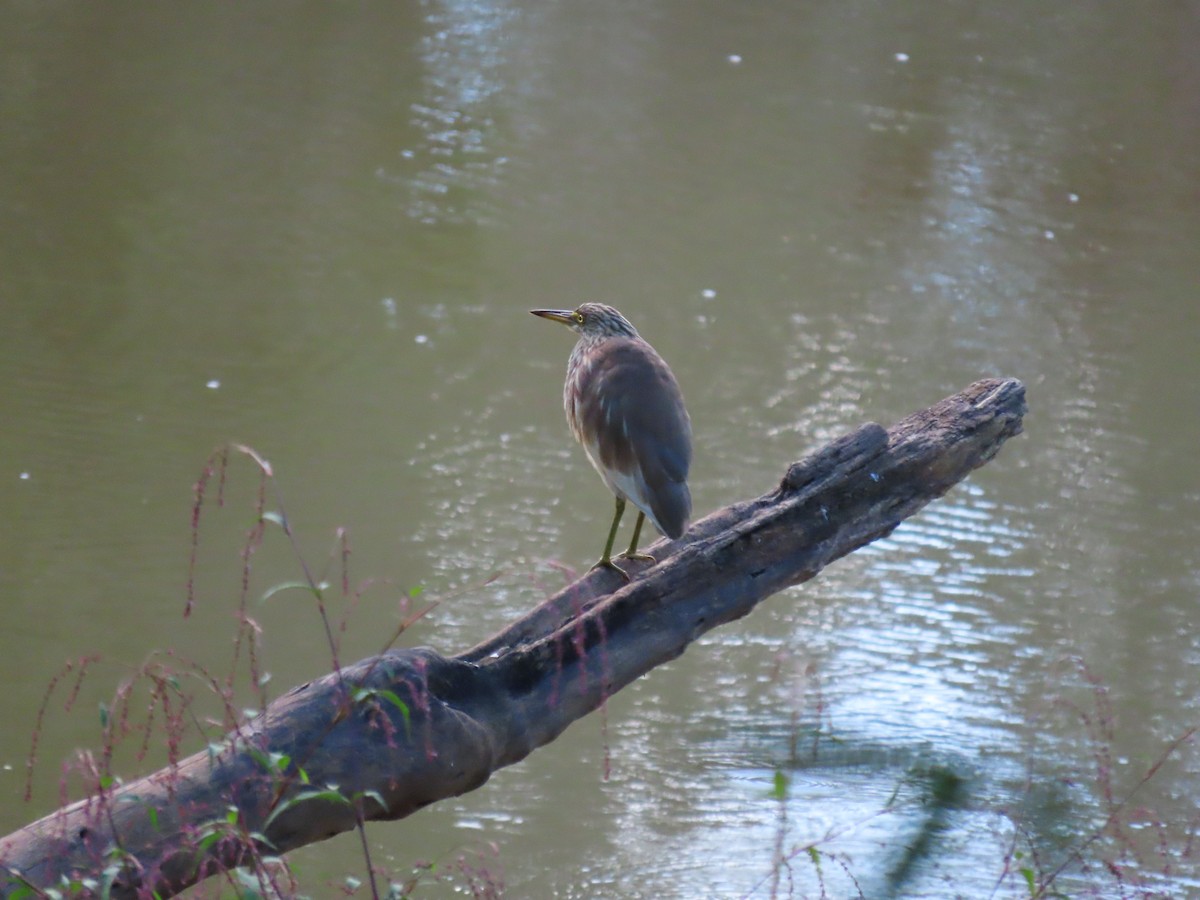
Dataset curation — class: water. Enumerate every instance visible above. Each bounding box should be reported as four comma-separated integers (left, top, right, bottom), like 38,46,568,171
2,1,1198,897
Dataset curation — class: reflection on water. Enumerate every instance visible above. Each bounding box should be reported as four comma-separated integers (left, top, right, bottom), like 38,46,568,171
2,0,1199,896
573,477,1040,897
382,0,516,225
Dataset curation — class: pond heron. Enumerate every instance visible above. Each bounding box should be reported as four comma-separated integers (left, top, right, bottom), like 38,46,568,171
531,303,692,577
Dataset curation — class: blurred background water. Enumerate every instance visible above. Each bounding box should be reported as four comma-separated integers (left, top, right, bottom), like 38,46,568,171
1,1,1198,897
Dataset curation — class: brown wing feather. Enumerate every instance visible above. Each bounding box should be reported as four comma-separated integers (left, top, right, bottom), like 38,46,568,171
571,337,692,537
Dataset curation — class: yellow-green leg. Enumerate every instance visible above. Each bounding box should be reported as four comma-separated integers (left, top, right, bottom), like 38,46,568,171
618,511,654,562
592,496,630,578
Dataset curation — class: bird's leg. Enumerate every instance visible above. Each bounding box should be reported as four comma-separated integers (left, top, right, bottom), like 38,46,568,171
617,511,655,563
592,496,631,579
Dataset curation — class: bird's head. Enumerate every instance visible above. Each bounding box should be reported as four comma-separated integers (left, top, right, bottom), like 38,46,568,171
530,303,639,339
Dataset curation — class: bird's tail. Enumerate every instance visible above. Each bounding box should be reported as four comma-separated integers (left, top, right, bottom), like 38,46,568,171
650,480,691,539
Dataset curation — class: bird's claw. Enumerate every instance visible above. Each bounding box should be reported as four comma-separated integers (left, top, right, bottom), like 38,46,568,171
617,551,655,563
590,558,631,581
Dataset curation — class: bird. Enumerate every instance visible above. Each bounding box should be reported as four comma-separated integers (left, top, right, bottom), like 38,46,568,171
530,303,692,578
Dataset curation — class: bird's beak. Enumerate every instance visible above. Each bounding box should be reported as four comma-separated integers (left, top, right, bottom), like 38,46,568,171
530,309,575,325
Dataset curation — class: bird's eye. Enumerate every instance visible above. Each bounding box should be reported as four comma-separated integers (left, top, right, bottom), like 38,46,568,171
574,312,585,324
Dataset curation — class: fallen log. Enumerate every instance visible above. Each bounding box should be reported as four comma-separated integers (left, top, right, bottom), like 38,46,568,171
0,377,1027,898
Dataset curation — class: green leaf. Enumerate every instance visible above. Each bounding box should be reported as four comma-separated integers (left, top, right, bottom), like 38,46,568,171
260,581,317,603
353,687,412,733
1020,866,1036,895
356,789,386,812
770,769,789,801
233,868,268,898
247,747,270,770
100,861,125,899
263,788,351,831
98,702,109,730
247,830,277,852
195,832,221,853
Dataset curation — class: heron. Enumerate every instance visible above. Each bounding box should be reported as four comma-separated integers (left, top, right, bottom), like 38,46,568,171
531,303,692,577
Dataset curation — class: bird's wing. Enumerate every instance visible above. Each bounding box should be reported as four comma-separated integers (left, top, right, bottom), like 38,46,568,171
576,338,693,536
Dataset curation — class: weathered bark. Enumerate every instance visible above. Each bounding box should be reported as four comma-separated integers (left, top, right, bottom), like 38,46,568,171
0,378,1026,899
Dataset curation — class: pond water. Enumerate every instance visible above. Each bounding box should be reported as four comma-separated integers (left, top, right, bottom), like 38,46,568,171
2,2,1198,897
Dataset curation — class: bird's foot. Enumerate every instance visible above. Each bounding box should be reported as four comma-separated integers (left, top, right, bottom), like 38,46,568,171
617,550,655,564
590,558,632,581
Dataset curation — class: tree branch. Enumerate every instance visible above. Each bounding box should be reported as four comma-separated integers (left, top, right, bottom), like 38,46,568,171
0,377,1026,899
